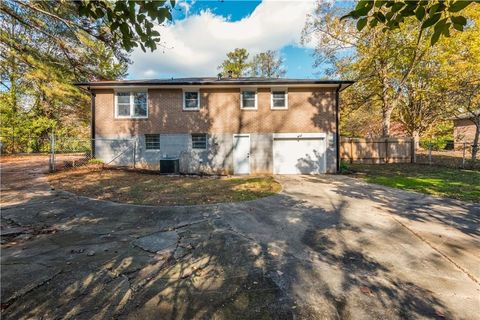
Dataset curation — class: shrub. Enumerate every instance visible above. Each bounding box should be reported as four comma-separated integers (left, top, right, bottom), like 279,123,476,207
88,159,104,165
340,160,352,173
419,138,449,151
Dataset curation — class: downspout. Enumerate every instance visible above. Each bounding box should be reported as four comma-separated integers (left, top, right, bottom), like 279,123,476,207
335,84,341,173
89,87,96,159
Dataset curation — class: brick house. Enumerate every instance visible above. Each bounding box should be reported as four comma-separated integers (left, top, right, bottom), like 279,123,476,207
77,77,353,174
453,111,479,147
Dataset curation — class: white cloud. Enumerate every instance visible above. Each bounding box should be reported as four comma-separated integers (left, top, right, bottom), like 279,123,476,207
177,0,195,17
128,0,315,79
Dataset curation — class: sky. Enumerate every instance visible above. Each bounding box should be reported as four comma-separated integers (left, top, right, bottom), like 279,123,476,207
127,0,323,80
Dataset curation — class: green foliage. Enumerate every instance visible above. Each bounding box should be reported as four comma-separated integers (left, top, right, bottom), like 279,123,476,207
419,138,449,151
423,121,454,140
419,119,455,151
305,3,480,143
1,1,132,153
339,161,351,173
1,1,174,53
219,49,287,78
342,0,479,46
250,50,286,78
88,159,104,165
218,48,251,78
75,0,174,52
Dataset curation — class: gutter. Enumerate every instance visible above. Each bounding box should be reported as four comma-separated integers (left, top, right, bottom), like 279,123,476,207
74,80,355,89
88,86,96,159
335,84,341,173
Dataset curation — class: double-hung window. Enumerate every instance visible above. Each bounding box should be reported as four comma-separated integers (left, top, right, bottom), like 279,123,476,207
191,134,207,150
115,91,148,118
145,134,160,150
271,89,288,109
240,90,257,109
183,91,200,110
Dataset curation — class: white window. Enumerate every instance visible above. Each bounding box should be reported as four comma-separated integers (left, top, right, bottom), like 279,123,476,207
116,92,131,116
271,89,288,109
191,134,207,149
115,91,148,118
183,91,200,110
240,90,257,109
145,134,160,150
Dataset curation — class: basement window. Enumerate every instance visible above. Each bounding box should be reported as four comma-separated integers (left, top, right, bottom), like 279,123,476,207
145,134,160,150
115,91,148,118
191,134,207,149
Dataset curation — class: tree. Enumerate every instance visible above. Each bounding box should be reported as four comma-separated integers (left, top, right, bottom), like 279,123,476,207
0,1,129,151
250,50,286,78
218,48,251,78
436,7,480,161
1,0,175,53
342,0,479,46
452,83,480,161
303,1,429,137
397,73,448,148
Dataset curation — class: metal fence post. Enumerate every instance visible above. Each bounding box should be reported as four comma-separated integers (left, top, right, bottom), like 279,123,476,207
133,138,137,169
49,131,56,172
428,143,432,165
91,138,95,159
462,142,466,168
411,137,416,163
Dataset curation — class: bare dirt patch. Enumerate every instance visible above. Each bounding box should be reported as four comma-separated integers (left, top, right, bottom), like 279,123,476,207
47,166,282,205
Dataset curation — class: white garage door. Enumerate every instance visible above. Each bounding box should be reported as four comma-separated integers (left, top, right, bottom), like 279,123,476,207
273,133,326,174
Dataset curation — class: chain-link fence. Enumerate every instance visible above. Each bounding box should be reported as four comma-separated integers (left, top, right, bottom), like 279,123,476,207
1,132,138,172
49,135,92,172
93,138,136,168
415,142,479,169
0,135,51,154
4,132,478,171
51,137,137,172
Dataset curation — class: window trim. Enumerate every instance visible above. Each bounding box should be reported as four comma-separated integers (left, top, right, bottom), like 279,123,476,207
144,134,160,151
114,89,148,119
270,88,288,110
183,89,200,111
240,88,258,110
191,133,207,150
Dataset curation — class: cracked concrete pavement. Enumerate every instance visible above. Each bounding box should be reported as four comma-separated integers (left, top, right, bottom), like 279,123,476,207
1,156,479,319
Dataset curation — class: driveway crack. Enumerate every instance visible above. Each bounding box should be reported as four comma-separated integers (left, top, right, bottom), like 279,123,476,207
389,215,479,285
3,268,63,308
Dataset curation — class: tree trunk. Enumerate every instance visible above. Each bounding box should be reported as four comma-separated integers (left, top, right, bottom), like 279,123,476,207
382,107,393,137
412,130,420,150
472,120,479,162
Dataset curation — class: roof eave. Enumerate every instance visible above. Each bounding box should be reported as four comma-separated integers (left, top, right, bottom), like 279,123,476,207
75,80,355,89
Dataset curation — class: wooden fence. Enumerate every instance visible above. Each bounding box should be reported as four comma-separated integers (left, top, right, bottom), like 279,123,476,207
340,137,414,164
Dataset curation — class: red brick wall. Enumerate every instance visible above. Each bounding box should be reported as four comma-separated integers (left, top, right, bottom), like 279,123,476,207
454,119,477,144
94,87,336,136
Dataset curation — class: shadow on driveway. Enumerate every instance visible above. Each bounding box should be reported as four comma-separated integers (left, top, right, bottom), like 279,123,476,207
1,157,479,319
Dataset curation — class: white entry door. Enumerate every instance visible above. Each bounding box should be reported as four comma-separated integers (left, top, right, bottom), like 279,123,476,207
273,133,326,174
233,134,250,175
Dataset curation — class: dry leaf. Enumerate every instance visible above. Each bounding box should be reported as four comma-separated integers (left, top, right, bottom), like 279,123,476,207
359,286,373,296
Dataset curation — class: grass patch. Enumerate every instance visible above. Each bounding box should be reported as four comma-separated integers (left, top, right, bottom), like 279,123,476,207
48,167,281,206
349,163,480,202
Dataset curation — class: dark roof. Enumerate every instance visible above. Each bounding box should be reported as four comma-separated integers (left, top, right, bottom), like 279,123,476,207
75,77,354,90
454,109,480,120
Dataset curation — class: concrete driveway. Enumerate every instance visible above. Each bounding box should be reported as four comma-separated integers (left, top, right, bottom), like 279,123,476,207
1,156,479,319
